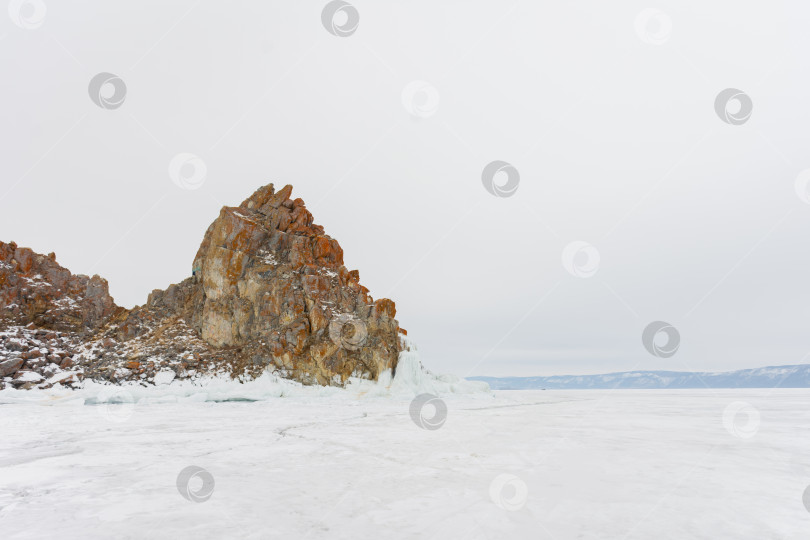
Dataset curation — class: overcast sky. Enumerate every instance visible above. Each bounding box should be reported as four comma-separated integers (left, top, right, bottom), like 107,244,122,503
2,1,810,377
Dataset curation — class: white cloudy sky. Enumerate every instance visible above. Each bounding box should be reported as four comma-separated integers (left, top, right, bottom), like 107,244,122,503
2,1,810,377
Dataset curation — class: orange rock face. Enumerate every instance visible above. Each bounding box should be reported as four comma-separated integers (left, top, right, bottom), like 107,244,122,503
0,241,121,334
182,183,403,384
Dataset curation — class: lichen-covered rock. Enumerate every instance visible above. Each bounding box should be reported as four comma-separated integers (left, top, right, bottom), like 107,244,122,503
188,184,400,383
0,241,121,333
0,183,404,388
113,183,402,385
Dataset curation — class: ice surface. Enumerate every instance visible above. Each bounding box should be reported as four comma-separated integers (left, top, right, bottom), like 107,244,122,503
1,361,808,538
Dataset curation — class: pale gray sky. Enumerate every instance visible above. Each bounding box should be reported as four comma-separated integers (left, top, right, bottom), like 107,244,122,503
2,1,810,377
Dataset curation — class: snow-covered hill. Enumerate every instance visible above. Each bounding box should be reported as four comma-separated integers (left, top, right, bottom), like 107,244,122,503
470,364,810,389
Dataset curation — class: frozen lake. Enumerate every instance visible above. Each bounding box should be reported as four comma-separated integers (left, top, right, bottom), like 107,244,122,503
1,388,808,539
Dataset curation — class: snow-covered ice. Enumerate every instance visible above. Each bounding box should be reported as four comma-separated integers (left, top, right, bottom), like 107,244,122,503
1,383,808,538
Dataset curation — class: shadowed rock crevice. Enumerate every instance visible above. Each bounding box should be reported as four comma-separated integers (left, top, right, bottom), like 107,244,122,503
0,183,404,389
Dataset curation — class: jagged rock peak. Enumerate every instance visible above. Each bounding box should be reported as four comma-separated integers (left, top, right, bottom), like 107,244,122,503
237,183,324,236
187,182,402,384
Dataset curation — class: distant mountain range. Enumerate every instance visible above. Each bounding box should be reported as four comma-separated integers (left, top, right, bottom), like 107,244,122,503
469,364,810,390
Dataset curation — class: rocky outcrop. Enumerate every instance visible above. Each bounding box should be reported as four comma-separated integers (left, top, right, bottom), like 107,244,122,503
0,241,123,389
0,241,121,333
0,183,404,389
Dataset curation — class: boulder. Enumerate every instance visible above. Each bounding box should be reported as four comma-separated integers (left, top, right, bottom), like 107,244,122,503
0,358,23,377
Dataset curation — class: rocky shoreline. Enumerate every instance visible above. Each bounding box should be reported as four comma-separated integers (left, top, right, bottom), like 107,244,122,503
0,183,405,390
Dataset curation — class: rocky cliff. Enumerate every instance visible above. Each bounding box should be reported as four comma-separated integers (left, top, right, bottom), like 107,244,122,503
0,183,404,390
